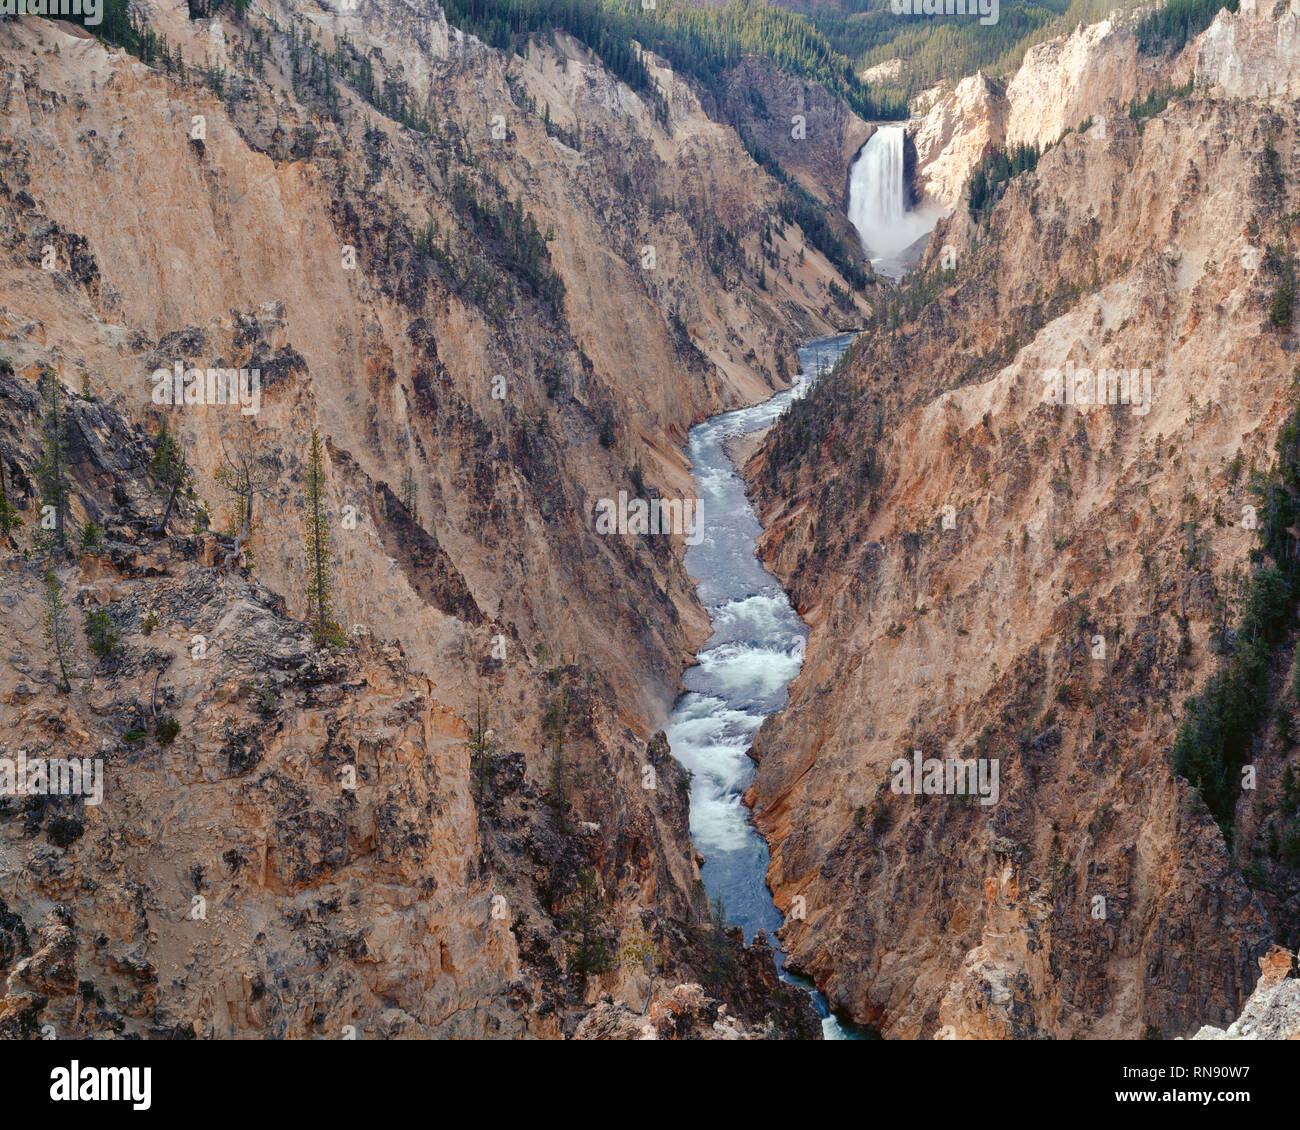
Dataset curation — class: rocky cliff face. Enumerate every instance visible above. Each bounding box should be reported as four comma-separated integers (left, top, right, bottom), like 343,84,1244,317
714,58,874,213
910,15,1186,211
1196,0,1300,100
0,1,861,1038
909,71,1007,213
1192,945,1300,1039
746,5,1300,1038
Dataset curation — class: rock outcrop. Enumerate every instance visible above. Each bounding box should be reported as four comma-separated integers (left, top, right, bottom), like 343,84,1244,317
909,13,1185,211
575,982,761,1040
1193,946,1300,1039
909,71,1007,213
1196,0,1300,100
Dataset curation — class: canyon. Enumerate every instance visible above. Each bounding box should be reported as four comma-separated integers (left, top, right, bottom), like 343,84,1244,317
0,0,863,1038
4,0,1300,1047
746,0,1300,1039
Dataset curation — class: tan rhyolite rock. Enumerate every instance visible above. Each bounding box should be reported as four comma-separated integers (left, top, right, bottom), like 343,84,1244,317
747,4,1300,1039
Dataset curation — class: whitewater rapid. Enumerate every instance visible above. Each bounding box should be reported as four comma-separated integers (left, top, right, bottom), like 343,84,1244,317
665,334,863,1040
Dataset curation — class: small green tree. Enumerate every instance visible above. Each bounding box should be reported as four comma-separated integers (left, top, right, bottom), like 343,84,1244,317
544,694,571,835
0,454,21,540
78,520,103,554
41,569,74,692
150,415,187,533
699,895,737,997
1270,243,1297,330
566,867,612,977
400,466,420,526
84,607,119,661
36,367,71,552
469,695,498,804
304,428,339,645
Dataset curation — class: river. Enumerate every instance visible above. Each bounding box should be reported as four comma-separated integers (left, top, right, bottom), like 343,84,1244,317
665,333,870,1040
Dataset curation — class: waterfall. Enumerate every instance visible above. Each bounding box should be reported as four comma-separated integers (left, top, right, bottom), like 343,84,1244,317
848,125,906,234
846,124,939,279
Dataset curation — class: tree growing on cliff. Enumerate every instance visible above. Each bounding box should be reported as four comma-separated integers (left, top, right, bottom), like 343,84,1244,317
36,367,71,553
41,569,74,693
303,428,342,646
565,867,613,978
399,466,420,527
149,415,188,534
214,433,271,575
469,694,498,806
698,895,738,997
1268,243,1296,331
544,691,572,835
84,607,120,663
0,453,21,543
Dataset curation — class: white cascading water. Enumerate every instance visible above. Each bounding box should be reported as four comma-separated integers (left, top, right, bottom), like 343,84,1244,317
847,124,940,278
848,124,906,233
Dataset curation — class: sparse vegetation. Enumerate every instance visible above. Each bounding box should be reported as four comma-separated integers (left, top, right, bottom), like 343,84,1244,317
469,696,498,804
399,466,420,527
150,415,188,534
214,435,271,575
565,867,613,976
967,143,1042,226
0,453,20,539
1268,243,1297,331
304,429,343,647
36,367,71,553
84,607,120,661
1128,80,1194,127
1173,394,1300,836
698,894,738,997
41,570,74,693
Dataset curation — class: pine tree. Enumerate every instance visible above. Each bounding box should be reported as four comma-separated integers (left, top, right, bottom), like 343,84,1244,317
0,453,20,540
469,694,497,804
400,465,420,526
150,415,187,533
304,428,337,645
36,367,70,552
545,696,571,835
699,894,737,997
566,867,612,977
42,569,74,693
84,607,119,662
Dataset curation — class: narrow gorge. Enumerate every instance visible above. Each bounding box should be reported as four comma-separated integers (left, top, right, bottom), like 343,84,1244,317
1,0,1300,1085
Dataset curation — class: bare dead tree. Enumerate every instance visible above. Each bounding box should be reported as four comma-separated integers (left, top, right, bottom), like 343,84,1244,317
213,432,272,577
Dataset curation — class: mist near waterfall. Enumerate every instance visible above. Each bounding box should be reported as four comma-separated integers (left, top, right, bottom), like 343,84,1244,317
847,125,943,279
